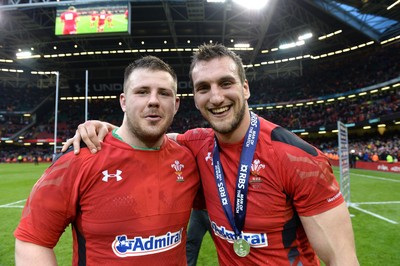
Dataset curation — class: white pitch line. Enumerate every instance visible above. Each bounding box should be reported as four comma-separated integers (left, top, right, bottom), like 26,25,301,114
349,203,398,224
352,173,400,182
355,201,400,205
0,199,26,208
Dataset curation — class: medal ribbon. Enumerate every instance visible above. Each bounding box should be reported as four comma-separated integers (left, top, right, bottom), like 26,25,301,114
212,112,260,239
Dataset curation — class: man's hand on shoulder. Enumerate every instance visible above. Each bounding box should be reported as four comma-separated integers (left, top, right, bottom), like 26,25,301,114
61,120,116,154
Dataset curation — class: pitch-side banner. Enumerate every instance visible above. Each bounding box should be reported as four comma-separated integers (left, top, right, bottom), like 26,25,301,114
68,78,193,96
330,160,400,174
68,79,123,96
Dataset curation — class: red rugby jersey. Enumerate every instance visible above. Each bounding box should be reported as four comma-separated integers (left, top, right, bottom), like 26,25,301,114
177,116,343,266
15,132,199,265
61,11,78,26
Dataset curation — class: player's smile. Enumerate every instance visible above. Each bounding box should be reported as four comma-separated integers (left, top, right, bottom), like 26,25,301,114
209,106,230,115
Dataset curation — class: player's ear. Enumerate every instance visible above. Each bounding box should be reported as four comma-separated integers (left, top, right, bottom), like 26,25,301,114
174,97,180,115
243,80,250,100
120,93,127,112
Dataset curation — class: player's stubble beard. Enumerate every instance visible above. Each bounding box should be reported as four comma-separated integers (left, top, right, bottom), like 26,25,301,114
208,100,246,135
125,112,173,147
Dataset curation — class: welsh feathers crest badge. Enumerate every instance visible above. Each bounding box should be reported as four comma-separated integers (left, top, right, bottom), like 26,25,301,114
171,160,185,182
250,159,265,185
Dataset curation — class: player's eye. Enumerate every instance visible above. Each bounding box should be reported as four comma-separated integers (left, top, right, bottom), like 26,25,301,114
195,85,209,94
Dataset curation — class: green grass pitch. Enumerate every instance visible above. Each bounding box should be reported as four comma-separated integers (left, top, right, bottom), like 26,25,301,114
1,163,399,265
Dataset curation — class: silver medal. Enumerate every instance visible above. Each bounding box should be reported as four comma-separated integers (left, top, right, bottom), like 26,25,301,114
233,238,250,257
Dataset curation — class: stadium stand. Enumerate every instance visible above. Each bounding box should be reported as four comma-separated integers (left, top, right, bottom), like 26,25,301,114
249,44,400,104
1,43,399,161
0,1,399,167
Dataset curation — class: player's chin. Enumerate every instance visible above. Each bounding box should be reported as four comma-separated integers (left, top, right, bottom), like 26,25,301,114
141,130,166,143
210,123,233,134
147,123,170,135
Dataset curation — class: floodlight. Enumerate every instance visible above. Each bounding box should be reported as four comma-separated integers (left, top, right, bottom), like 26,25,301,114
298,32,313,40
16,51,32,59
233,0,269,9
234,43,250,48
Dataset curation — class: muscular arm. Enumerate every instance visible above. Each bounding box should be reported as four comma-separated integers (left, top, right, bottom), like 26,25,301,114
15,239,57,266
300,202,359,266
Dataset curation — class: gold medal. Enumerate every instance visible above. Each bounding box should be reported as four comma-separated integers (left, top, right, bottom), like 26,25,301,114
233,238,250,257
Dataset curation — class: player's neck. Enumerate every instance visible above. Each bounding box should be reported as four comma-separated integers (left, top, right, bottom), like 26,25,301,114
114,127,163,150
215,111,251,144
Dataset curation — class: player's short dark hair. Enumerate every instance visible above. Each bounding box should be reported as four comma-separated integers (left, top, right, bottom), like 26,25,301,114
189,43,246,85
124,55,177,93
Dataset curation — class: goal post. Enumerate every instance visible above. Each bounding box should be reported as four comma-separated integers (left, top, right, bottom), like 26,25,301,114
337,121,351,205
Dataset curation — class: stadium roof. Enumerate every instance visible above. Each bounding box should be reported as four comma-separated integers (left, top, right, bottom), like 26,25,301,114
0,0,399,88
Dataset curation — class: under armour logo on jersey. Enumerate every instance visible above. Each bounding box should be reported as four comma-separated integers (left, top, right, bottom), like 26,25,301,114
102,170,123,182
205,152,213,165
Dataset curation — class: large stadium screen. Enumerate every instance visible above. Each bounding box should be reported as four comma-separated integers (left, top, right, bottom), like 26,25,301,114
55,1,130,36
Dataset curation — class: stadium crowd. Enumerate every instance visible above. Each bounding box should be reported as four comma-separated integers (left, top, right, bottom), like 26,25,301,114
256,89,399,130
2,133,398,164
1,43,399,163
249,44,400,104
0,85,52,112
0,146,53,164
313,134,400,164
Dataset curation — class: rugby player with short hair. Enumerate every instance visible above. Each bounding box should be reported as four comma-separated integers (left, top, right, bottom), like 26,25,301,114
14,56,200,265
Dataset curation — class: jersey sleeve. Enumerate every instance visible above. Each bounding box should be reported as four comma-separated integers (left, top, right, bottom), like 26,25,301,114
271,127,344,216
14,152,83,248
176,128,213,157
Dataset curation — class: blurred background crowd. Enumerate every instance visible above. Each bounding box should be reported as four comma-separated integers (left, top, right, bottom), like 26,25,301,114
1,44,399,164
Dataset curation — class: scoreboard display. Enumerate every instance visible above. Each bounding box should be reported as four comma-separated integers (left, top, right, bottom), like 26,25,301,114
55,1,130,36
